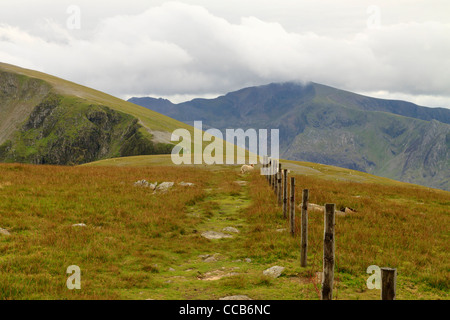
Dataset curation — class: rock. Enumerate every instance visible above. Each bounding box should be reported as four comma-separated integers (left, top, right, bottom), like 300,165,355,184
263,266,285,278
275,228,287,233
201,231,233,240
344,207,357,214
168,268,176,272
155,182,174,192
179,182,195,187
199,254,220,263
223,227,239,233
0,227,11,236
134,179,149,187
204,256,218,263
72,223,86,227
134,180,158,189
198,270,239,281
219,295,252,300
244,258,252,263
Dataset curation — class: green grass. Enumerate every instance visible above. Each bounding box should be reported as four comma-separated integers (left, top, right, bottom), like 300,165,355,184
0,156,448,300
0,62,191,134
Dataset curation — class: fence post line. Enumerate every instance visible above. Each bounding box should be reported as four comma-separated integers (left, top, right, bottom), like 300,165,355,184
282,169,288,219
381,268,397,300
321,203,335,300
300,189,309,267
289,177,296,236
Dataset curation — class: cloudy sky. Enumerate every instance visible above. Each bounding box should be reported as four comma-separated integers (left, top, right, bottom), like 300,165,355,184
1,0,449,107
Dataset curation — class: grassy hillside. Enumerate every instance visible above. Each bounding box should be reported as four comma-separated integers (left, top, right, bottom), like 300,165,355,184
0,63,192,134
0,63,198,165
0,156,448,300
0,63,249,166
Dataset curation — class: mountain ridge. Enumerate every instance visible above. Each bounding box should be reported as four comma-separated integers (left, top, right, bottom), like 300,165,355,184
129,82,450,190
0,62,196,165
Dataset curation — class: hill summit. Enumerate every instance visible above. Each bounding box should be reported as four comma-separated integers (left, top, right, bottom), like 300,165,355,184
0,63,197,165
129,82,450,191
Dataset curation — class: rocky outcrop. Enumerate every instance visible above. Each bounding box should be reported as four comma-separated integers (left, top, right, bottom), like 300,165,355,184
0,93,174,165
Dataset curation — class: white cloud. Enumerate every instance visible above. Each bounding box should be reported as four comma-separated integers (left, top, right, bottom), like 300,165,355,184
0,1,449,107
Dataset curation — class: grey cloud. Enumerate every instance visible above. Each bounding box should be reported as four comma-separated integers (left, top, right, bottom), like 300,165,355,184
0,1,449,107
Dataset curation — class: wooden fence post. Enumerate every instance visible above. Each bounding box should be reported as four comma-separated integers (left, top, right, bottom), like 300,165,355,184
290,177,295,236
282,169,288,219
274,166,278,196
321,203,335,300
268,158,272,185
270,160,273,188
277,163,282,206
272,160,277,191
270,158,274,185
381,268,397,300
300,189,309,267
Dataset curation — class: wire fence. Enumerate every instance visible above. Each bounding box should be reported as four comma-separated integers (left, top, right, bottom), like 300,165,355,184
260,158,340,300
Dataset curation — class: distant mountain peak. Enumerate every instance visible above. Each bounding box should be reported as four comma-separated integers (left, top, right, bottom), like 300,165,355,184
128,82,450,190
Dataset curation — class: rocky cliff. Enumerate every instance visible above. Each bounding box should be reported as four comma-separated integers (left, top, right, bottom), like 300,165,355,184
0,68,173,165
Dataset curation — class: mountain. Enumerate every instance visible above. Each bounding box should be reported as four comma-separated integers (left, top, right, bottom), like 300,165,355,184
0,63,196,165
129,82,450,191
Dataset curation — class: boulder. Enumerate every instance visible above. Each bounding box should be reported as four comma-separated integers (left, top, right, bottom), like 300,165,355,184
155,182,174,192
0,227,11,236
223,227,239,233
263,266,285,278
134,180,158,189
204,256,218,263
343,207,357,214
134,179,149,187
178,182,194,187
201,231,233,240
